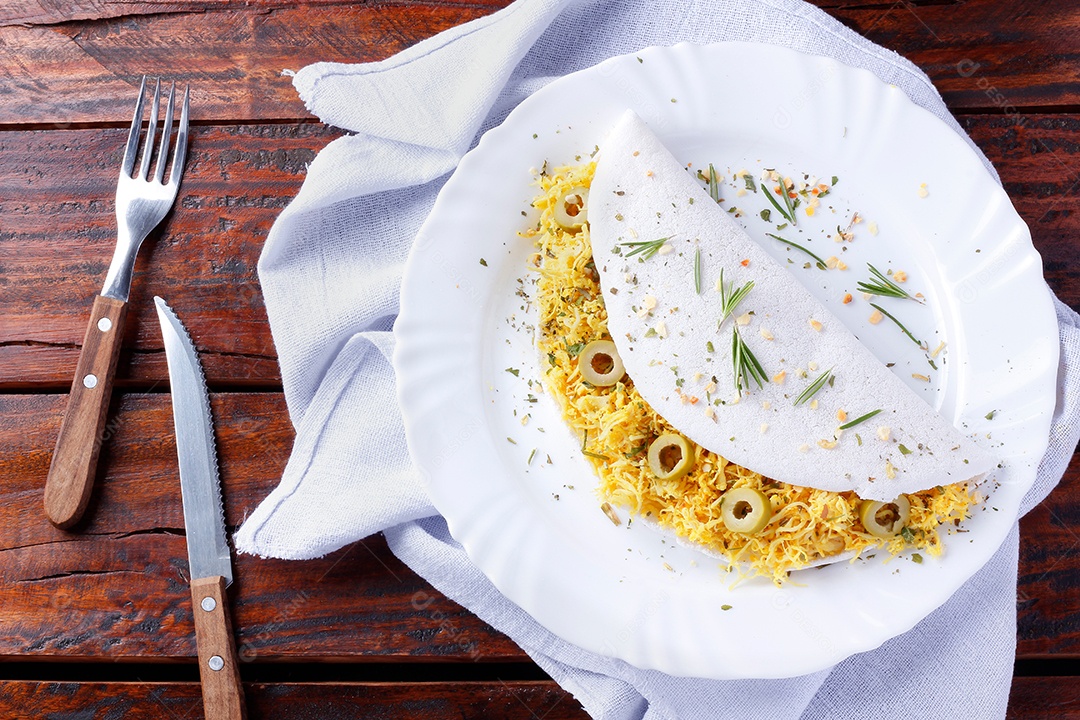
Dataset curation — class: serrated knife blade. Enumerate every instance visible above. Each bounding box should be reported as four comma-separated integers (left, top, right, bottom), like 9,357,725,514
155,296,233,584
155,296,246,720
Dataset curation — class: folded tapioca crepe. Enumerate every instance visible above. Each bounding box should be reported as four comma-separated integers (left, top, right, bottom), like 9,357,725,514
589,111,995,502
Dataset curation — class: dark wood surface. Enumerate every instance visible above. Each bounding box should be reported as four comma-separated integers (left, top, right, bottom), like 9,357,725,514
0,1,1077,718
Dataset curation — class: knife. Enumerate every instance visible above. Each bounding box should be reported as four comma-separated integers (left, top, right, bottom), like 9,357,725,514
155,296,247,720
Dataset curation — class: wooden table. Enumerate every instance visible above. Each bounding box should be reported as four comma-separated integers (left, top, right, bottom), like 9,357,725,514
1,1,1077,717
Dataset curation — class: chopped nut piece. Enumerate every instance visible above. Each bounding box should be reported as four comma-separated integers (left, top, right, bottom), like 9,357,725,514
704,407,717,421
868,221,879,236
762,400,772,410
760,327,774,340
810,399,819,410
877,426,891,442
893,270,908,283
760,423,769,434
818,439,838,450
600,502,622,526
735,312,752,326
912,373,930,382
917,183,929,198
642,294,657,310
842,293,853,304
704,380,717,394
772,370,787,384
837,409,848,422
798,443,810,453
885,460,897,479
837,261,848,271
869,309,884,325
825,256,839,269
808,361,819,371
809,318,823,332
657,243,673,255
655,321,668,338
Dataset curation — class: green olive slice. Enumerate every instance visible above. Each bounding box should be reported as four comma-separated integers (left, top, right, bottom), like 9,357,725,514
721,487,773,534
554,186,589,231
646,433,695,481
578,340,625,387
858,496,911,539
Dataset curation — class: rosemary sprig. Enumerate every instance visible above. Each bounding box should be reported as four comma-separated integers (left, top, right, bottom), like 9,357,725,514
857,264,923,303
717,268,755,324
839,408,882,430
619,235,672,260
694,248,702,294
870,303,926,349
732,326,768,392
708,163,721,203
767,233,826,270
581,430,610,461
794,368,833,406
762,179,794,224
777,176,798,226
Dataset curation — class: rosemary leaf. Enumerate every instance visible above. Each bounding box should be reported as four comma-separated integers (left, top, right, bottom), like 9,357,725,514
839,408,882,430
870,303,925,349
794,368,833,406
767,233,827,270
581,430,610,461
694,248,702,294
778,176,798,226
762,180,794,224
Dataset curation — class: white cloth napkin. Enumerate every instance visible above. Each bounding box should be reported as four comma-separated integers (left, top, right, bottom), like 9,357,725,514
234,0,1080,717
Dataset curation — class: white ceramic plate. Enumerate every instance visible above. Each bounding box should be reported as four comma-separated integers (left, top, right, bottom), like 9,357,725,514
394,42,1058,679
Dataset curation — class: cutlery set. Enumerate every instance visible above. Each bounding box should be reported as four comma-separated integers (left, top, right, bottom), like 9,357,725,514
43,78,246,719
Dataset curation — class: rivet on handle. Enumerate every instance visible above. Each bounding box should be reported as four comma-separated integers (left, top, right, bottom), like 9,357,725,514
97,317,113,332
82,374,98,389
201,596,217,612
208,655,224,671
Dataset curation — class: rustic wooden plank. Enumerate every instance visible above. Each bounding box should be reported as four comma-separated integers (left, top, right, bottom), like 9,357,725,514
1,115,1076,389
0,4,506,125
0,680,586,720
1008,676,1080,719
0,392,1077,660
0,0,1073,124
0,0,512,27
0,392,527,662
0,676,1073,718
0,123,346,390
832,0,1080,110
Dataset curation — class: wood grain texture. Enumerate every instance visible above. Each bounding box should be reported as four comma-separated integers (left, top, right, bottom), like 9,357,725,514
0,676,1074,718
191,576,247,720
0,0,1073,125
0,392,1077,660
0,123,344,390
0,115,1077,390
44,295,128,528
0,680,586,720
0,393,526,662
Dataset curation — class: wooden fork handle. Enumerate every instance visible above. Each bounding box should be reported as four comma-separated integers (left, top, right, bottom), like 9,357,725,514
191,576,247,720
44,295,128,529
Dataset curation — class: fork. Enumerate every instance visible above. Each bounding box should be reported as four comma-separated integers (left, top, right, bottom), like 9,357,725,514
44,76,190,529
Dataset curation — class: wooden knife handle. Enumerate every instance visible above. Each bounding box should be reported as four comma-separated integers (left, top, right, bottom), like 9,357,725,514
44,295,128,528
191,576,247,720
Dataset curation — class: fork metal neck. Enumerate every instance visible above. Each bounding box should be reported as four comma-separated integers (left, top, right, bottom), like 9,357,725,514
101,225,137,302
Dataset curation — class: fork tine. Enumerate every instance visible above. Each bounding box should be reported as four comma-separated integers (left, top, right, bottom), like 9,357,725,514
169,86,190,188
138,79,161,180
155,82,176,184
121,76,148,178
